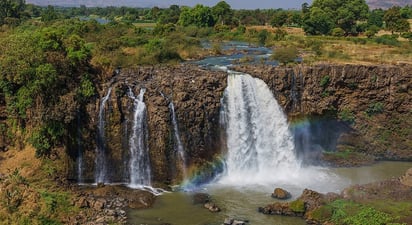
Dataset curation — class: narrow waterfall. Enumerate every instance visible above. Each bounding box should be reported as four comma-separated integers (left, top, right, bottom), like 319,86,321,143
220,72,300,184
169,102,187,180
127,87,152,188
95,87,112,184
76,112,84,183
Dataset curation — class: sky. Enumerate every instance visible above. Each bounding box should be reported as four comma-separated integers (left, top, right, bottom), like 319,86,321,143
26,0,313,9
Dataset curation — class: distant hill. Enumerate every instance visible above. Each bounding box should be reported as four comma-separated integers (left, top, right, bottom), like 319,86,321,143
25,0,158,8
367,0,412,9
26,0,411,9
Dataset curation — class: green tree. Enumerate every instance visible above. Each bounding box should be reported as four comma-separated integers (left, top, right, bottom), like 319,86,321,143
178,4,215,27
384,6,411,34
212,1,233,25
41,5,59,22
400,6,412,19
158,5,181,24
0,24,94,157
303,7,334,35
304,0,369,35
0,0,26,25
367,9,384,28
270,10,288,27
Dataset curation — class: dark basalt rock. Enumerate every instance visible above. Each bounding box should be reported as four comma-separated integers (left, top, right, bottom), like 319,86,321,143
67,65,227,185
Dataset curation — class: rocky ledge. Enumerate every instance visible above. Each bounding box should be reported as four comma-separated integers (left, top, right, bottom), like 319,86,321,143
259,167,412,225
68,185,156,225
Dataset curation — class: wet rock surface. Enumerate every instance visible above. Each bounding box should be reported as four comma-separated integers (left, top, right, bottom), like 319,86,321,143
223,217,249,225
271,187,291,200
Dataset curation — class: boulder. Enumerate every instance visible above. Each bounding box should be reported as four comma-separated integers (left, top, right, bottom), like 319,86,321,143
223,218,234,225
75,197,89,208
222,217,248,225
204,202,221,212
400,168,412,187
271,188,291,200
232,220,246,225
93,198,106,210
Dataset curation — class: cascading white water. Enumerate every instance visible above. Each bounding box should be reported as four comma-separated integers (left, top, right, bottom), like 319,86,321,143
220,72,300,184
95,87,112,184
169,102,187,180
127,87,152,188
77,112,84,183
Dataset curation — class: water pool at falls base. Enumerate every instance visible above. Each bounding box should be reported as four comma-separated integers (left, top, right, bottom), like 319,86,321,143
128,162,412,225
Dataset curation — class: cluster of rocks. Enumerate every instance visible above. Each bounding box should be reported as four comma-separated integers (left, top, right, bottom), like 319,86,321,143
68,185,156,225
259,168,412,224
70,194,128,224
192,193,221,212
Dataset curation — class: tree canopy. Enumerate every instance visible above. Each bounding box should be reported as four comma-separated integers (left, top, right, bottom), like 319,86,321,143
384,6,411,34
303,0,369,35
0,0,26,25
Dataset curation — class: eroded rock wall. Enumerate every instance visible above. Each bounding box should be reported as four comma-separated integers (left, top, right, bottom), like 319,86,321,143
68,65,227,185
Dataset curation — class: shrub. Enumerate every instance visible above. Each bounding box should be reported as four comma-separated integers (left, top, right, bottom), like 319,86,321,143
366,102,384,116
338,108,355,123
271,46,299,65
366,25,380,38
290,200,305,213
332,27,345,37
344,207,395,225
273,28,287,41
374,34,400,46
320,75,330,88
401,32,412,41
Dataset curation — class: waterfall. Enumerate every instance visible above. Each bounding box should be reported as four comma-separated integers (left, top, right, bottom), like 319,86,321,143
127,87,152,188
76,111,84,183
95,87,112,184
220,72,300,184
169,102,187,180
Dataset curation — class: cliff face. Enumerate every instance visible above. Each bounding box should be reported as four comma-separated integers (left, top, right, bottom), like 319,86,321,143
67,65,227,184
236,64,412,163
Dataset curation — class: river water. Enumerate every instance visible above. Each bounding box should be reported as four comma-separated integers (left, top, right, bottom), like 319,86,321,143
128,162,412,225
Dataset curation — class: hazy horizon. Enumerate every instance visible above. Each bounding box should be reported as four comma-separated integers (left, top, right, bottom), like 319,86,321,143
26,0,313,9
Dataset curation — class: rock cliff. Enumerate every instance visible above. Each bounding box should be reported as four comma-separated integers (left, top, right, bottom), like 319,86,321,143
235,64,412,163
67,65,227,184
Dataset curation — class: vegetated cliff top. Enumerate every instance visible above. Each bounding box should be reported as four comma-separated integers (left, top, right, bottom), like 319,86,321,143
367,0,412,9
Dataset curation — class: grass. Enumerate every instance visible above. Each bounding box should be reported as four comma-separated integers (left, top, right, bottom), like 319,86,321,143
310,199,406,225
0,147,79,225
250,25,412,65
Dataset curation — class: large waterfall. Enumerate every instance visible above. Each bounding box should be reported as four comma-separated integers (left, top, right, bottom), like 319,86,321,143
127,87,152,188
220,72,300,184
95,87,112,184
